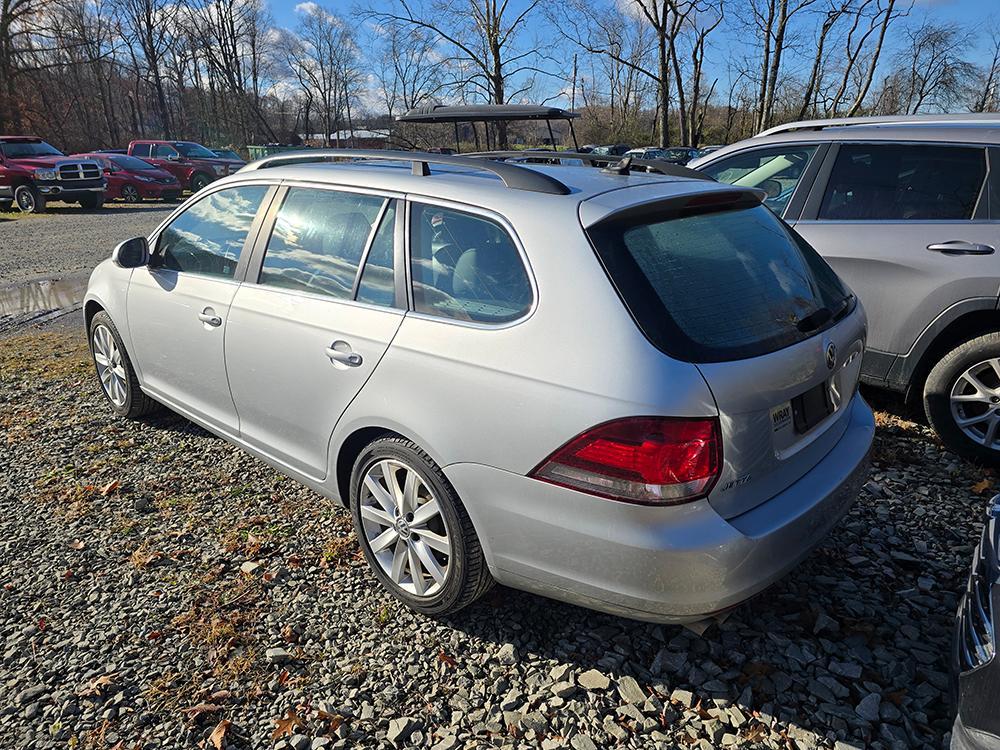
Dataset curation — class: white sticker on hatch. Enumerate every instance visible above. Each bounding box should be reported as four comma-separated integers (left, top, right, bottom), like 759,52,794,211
771,402,792,433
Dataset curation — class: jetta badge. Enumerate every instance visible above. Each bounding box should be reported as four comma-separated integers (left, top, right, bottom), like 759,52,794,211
825,342,837,371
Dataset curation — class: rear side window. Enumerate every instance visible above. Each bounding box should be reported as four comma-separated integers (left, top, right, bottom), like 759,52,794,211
131,143,151,158
819,144,986,220
588,203,851,362
410,203,532,324
259,187,384,299
699,145,817,216
157,185,268,278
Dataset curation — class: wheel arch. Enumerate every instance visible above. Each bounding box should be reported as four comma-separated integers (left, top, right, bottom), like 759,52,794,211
84,299,106,331
333,426,401,506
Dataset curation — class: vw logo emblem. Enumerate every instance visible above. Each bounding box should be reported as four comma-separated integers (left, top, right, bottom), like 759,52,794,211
825,342,837,371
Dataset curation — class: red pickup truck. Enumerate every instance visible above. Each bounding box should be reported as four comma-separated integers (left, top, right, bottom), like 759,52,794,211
0,136,106,212
127,139,234,193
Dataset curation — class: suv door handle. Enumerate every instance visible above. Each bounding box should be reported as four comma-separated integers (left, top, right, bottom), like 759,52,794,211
198,308,223,327
325,342,362,367
926,240,996,255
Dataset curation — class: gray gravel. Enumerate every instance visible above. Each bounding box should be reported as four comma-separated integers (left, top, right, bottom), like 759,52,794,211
0,203,171,284
0,331,986,749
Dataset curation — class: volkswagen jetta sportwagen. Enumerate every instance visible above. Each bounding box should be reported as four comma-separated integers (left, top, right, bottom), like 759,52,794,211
84,150,874,621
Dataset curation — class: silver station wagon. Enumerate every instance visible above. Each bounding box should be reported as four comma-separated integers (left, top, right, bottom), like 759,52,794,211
84,150,874,622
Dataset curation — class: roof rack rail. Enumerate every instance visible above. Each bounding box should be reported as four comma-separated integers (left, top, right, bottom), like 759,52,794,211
241,148,571,195
465,150,714,181
758,112,1000,138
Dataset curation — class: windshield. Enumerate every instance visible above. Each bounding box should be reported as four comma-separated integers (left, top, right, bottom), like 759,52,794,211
213,150,241,160
173,142,217,158
110,154,157,171
1,140,64,158
587,203,852,362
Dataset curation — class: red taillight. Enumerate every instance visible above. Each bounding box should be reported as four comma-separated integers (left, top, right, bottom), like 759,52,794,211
530,417,721,505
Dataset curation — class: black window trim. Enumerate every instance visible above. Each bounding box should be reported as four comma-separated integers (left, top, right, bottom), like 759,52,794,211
402,195,538,330
799,140,992,223
242,180,408,312
148,181,279,284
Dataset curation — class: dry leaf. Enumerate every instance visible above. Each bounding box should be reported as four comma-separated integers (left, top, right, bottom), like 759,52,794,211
207,719,231,750
68,540,85,550
100,480,120,496
147,630,162,640
277,669,290,686
183,703,222,720
271,709,302,741
316,709,343,731
437,649,456,668
37,617,46,631
210,690,231,703
973,479,992,494
79,672,118,697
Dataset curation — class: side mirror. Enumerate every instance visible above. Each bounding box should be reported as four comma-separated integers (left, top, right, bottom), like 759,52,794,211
166,153,179,161
112,236,149,268
103,167,113,174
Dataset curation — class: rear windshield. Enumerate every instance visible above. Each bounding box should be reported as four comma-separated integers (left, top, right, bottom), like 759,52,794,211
587,203,852,362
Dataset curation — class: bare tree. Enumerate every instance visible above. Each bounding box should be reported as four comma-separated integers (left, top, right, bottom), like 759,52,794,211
881,21,974,114
971,22,1000,113
374,22,444,119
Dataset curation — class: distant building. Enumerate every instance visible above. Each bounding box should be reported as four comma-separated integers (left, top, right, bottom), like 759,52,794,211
299,129,390,149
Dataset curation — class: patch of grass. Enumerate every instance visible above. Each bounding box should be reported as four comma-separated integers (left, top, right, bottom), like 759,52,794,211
0,332,90,382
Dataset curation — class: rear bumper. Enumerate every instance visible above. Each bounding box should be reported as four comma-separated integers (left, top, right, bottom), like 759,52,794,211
445,393,874,623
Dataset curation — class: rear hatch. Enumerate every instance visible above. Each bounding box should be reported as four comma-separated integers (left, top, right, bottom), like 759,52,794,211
583,187,865,519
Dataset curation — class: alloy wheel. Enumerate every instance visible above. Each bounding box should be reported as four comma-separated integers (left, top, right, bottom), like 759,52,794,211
950,358,1000,450
121,185,140,203
359,459,451,597
15,187,35,212
92,324,128,407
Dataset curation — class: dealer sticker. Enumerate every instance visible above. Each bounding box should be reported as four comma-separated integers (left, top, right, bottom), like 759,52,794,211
771,402,792,433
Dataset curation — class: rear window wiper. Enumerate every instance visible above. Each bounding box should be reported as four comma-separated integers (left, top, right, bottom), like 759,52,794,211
795,294,854,333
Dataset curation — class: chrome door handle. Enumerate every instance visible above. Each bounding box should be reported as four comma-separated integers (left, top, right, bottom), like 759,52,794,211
926,240,995,255
325,342,362,367
198,310,222,327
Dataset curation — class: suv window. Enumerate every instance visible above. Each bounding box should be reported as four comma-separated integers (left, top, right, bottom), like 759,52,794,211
587,202,851,362
157,185,268,278
356,202,397,306
153,144,177,158
259,187,384,299
131,143,151,158
410,203,532,324
818,144,986,221
700,145,818,215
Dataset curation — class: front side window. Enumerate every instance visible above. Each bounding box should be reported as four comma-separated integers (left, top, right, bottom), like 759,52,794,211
259,187,384,299
174,142,218,158
410,203,532,324
153,144,178,158
131,143,152,158
700,145,818,216
157,185,268,278
818,144,986,221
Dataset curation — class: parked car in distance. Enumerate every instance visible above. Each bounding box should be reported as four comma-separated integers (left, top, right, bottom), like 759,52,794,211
952,495,1000,750
691,113,1000,462
0,136,105,212
590,143,631,156
624,147,666,160
210,148,246,169
73,152,181,203
95,148,128,155
127,139,232,193
659,147,701,165
85,150,873,622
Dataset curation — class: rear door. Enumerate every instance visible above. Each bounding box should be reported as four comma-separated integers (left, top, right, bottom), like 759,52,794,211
586,195,864,518
793,142,999,356
127,183,274,433
224,185,404,480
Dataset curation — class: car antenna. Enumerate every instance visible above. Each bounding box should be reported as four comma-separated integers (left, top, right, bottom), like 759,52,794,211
602,156,632,176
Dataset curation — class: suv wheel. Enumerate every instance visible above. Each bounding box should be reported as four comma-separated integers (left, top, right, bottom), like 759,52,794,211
349,437,493,616
14,184,44,213
89,311,157,419
924,332,1000,463
190,173,210,192
79,195,104,210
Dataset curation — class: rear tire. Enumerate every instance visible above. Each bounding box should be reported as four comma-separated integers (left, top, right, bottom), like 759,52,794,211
924,332,1000,464
88,311,157,419
79,195,104,210
349,437,493,616
14,184,44,213
190,173,210,192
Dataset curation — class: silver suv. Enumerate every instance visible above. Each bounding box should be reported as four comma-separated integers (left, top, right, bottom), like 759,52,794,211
84,150,873,622
691,114,1000,462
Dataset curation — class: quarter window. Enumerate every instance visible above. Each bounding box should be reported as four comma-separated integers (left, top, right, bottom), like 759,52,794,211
131,143,151,158
157,185,268,278
700,146,818,215
818,144,986,221
356,202,397,307
410,204,532,324
259,187,384,300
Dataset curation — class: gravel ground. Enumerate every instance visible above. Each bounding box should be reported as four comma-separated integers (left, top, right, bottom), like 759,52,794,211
0,203,172,285
0,329,988,750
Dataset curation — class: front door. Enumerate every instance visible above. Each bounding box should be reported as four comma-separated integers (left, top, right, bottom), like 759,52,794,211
793,142,999,356
126,183,272,433
225,187,403,478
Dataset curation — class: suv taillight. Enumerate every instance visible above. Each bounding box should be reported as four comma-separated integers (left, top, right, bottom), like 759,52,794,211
530,417,721,505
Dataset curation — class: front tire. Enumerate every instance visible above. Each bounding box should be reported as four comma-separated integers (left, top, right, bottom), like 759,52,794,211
89,311,157,419
14,184,44,213
924,332,1000,463
120,184,141,203
349,437,493,616
79,195,104,210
